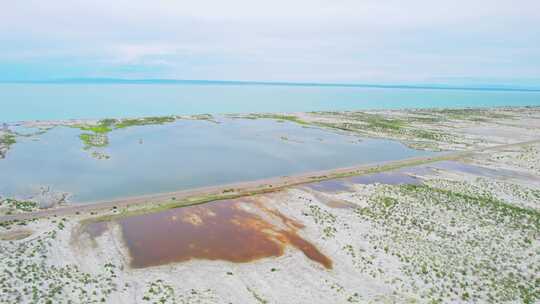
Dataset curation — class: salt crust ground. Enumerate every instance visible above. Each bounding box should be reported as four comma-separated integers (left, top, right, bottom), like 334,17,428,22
1,108,539,303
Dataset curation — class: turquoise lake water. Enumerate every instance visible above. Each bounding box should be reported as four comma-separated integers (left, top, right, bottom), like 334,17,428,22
0,118,432,203
1,84,539,122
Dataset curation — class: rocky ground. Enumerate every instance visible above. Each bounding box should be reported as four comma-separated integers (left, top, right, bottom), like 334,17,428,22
0,107,539,303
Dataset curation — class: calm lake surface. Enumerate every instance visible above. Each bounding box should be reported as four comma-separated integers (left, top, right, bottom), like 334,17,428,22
0,118,432,203
1,84,540,122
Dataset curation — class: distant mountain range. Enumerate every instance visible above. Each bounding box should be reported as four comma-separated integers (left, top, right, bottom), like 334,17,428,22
2,78,539,92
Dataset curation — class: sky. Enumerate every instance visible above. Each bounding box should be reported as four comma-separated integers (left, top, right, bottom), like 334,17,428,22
1,0,539,85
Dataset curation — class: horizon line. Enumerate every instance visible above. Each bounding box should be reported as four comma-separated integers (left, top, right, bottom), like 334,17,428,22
2,78,540,92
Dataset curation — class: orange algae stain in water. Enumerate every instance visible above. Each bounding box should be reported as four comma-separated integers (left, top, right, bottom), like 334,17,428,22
282,231,332,269
258,204,306,230
118,199,332,269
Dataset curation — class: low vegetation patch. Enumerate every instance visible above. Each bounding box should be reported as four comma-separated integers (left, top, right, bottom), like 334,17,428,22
73,116,176,152
353,183,539,303
114,116,176,129
79,133,109,148
0,221,121,303
237,113,309,125
0,198,38,216
142,279,216,304
0,133,17,146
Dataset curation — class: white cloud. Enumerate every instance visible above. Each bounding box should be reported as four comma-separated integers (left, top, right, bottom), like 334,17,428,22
1,0,539,82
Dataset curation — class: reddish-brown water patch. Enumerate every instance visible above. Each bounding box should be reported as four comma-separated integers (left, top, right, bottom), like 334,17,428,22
84,221,108,238
323,199,357,209
304,179,352,192
118,199,332,269
347,172,421,185
254,201,306,230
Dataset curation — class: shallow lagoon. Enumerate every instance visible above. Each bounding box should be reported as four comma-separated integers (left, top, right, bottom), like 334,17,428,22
303,171,422,194
0,118,432,203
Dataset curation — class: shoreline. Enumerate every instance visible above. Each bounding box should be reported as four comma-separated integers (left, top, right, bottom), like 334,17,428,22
4,79,540,92
3,138,539,223
3,104,539,126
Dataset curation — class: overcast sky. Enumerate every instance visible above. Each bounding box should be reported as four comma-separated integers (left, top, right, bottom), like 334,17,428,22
1,0,539,84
